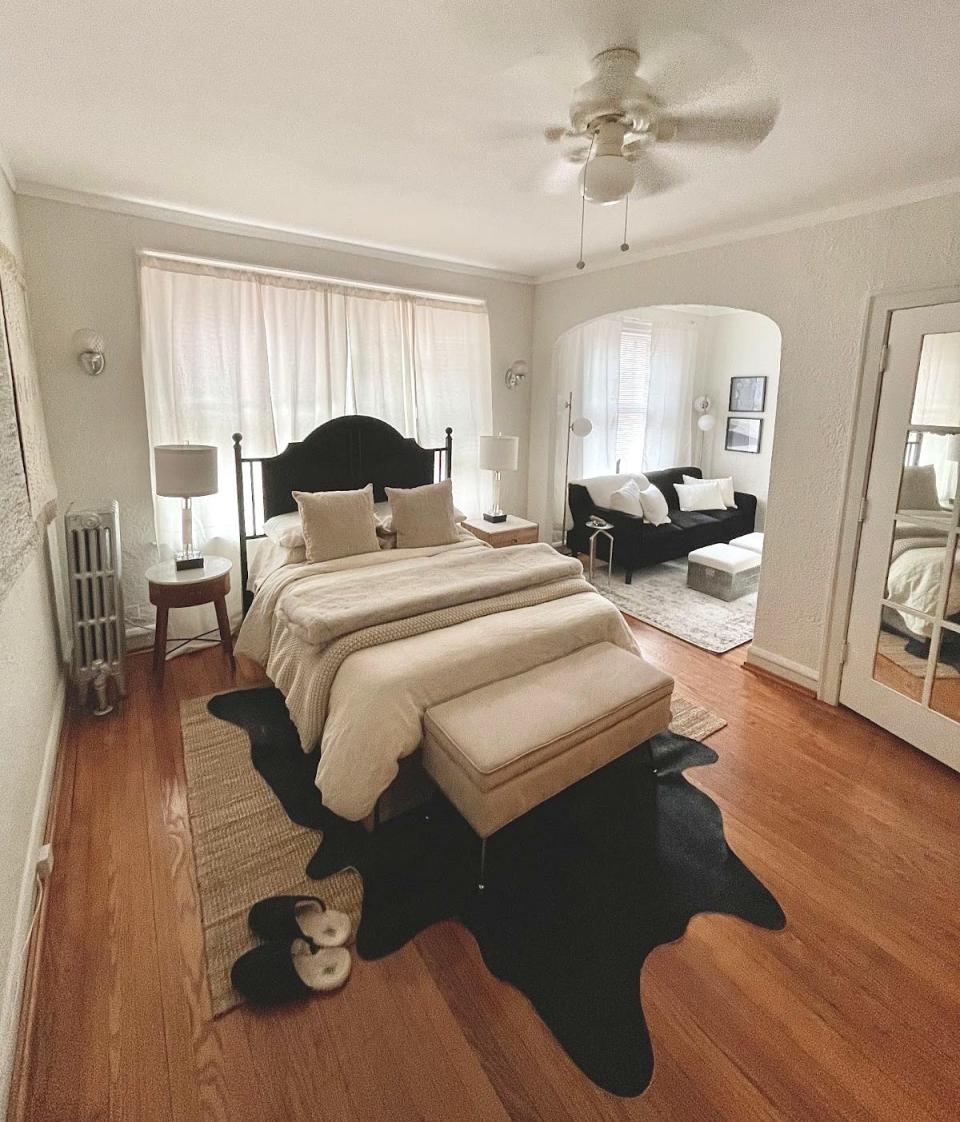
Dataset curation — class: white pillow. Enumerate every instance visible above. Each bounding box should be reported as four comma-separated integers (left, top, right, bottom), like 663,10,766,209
374,498,466,534
263,511,305,549
675,480,726,512
292,484,381,562
385,478,461,548
683,474,735,508
607,478,644,518
899,464,942,511
577,473,649,509
638,483,671,526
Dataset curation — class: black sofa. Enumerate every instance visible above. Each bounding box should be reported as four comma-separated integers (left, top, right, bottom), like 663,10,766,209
567,466,757,584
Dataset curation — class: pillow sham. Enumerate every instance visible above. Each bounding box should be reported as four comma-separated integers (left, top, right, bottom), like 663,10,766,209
264,511,305,549
899,464,942,511
292,484,381,562
374,498,467,534
682,474,736,508
385,478,460,548
608,478,645,518
675,480,725,512
638,483,671,526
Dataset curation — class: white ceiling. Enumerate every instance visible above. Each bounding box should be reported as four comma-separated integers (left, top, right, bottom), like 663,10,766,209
2,1,960,277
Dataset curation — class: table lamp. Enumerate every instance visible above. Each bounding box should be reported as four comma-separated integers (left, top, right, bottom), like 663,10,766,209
154,444,219,570
478,434,519,523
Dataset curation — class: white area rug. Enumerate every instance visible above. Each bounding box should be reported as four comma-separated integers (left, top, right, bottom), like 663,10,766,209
590,559,756,654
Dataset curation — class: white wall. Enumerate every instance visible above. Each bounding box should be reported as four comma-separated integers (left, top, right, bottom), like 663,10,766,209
698,310,782,529
0,170,64,1114
530,192,960,688
16,196,534,620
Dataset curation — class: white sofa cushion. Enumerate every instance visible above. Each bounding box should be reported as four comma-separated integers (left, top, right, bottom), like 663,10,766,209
608,478,644,517
683,474,736,508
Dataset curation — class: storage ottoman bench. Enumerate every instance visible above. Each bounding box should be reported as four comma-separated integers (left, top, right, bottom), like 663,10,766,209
687,543,761,601
729,531,764,555
422,642,674,853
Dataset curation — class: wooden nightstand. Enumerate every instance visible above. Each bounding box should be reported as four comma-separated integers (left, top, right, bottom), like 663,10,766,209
146,556,234,686
462,515,539,548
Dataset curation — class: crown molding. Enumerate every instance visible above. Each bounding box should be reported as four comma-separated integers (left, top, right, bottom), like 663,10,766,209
534,175,960,284
0,141,17,194
15,180,534,285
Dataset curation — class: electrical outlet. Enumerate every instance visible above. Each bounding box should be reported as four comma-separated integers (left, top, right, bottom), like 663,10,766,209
36,843,54,881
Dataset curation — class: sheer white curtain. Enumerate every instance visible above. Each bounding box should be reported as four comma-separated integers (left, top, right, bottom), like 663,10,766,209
642,320,699,471
914,332,960,504
551,316,621,535
139,256,492,626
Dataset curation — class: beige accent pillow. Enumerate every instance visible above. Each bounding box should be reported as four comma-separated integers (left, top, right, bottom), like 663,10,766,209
385,478,460,549
292,484,381,562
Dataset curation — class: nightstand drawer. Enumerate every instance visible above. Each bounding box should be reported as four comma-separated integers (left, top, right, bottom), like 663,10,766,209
496,528,539,547
462,517,539,548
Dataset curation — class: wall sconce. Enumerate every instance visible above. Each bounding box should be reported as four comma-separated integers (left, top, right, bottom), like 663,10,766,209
74,329,106,376
505,360,528,390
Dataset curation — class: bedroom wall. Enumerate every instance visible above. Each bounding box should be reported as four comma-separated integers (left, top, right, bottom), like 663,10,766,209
530,191,960,690
16,194,534,623
698,310,782,529
0,165,64,1116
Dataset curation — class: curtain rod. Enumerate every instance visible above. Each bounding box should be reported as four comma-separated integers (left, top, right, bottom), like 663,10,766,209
138,250,486,307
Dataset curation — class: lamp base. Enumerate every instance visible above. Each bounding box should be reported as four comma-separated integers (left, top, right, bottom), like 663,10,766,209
175,552,205,572
482,510,507,524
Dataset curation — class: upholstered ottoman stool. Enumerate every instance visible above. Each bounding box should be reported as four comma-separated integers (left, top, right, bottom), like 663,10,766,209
729,531,764,555
687,543,761,601
422,642,673,887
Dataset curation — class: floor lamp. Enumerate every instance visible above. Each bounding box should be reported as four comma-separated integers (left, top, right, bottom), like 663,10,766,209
561,391,593,550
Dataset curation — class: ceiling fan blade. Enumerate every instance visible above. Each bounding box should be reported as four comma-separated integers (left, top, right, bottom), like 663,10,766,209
637,31,755,106
532,158,584,196
544,125,571,143
655,100,779,149
628,152,684,197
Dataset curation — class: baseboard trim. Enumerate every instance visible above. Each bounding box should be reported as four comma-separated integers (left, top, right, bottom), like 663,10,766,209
0,673,66,1119
745,644,820,693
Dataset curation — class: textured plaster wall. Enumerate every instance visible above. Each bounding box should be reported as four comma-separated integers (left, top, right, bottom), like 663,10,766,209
0,172,63,1114
530,193,960,682
17,197,534,621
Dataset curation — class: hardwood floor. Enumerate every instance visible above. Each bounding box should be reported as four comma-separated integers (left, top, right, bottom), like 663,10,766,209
11,622,960,1122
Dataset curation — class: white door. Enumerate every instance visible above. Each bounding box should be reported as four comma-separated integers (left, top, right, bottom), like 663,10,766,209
841,302,960,770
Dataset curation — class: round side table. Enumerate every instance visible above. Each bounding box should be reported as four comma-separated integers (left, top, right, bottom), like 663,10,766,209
146,556,234,686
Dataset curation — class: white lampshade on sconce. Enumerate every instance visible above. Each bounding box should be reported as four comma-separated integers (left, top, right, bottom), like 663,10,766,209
478,434,519,523
946,433,960,463
505,360,529,389
154,444,219,570
74,329,106,376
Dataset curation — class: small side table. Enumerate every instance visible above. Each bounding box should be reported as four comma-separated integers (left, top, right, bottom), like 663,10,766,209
587,520,615,582
146,556,234,686
461,515,539,548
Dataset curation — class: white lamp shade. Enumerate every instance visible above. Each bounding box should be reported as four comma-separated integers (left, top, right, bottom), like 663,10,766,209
477,434,519,472
570,417,593,438
946,432,960,462
154,444,219,498
697,414,717,432
581,155,636,205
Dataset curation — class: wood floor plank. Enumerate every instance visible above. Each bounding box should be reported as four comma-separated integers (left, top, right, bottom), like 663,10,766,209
15,622,960,1122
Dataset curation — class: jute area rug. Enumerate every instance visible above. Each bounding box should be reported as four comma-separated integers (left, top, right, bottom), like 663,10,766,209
181,690,726,1015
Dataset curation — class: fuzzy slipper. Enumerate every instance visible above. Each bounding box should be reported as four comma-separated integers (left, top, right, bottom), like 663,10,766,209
248,895,351,949
231,939,351,1005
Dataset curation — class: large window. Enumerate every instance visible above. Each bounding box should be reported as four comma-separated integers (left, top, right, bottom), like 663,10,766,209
138,253,493,617
615,320,653,471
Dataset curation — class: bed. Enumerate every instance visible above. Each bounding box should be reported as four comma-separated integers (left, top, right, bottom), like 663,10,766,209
884,511,960,640
232,416,642,822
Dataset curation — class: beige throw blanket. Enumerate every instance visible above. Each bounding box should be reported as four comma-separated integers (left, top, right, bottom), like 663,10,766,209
276,543,584,647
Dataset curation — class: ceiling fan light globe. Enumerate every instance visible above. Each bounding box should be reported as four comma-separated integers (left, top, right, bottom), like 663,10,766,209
581,154,635,204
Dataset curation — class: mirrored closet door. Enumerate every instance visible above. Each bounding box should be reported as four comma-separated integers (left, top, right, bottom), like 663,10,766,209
841,302,960,770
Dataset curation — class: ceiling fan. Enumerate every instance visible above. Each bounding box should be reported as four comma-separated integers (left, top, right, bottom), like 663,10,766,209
543,46,778,207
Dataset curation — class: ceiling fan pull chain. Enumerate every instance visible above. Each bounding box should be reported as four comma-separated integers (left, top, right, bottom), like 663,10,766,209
621,197,630,252
576,132,597,270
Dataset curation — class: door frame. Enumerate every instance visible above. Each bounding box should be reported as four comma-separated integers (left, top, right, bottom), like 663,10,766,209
820,283,960,705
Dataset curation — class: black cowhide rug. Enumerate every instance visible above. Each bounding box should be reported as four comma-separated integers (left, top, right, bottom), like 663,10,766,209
209,687,785,1096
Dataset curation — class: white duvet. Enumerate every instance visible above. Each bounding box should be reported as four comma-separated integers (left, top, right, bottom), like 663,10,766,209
886,542,960,638
235,537,639,820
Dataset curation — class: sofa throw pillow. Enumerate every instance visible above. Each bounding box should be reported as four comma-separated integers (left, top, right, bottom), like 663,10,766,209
675,480,726,512
637,483,671,526
683,474,736,508
898,464,942,511
292,484,381,562
577,473,650,509
385,478,461,548
608,478,645,518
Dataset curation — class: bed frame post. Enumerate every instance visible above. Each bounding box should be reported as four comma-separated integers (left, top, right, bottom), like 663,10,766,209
233,432,252,615
444,427,453,480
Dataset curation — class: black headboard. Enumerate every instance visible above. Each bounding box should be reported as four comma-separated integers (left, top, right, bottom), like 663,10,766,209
233,415,452,611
